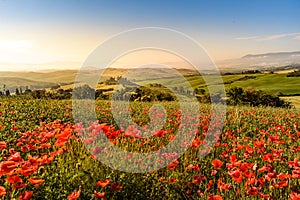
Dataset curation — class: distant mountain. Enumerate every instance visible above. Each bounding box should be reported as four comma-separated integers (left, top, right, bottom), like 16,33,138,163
218,51,300,71
242,51,300,59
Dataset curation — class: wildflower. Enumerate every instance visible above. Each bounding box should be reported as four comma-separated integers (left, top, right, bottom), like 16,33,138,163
0,141,6,150
110,182,122,191
0,186,6,197
208,194,223,200
6,175,22,184
28,178,45,187
212,159,223,169
19,191,33,200
96,180,110,187
67,189,81,200
94,191,106,199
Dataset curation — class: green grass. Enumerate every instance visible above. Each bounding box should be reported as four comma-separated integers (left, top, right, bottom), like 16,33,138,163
135,74,300,95
2,69,300,98
229,74,300,95
281,96,300,109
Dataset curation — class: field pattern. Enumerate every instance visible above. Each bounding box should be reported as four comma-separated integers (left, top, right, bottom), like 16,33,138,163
135,74,300,95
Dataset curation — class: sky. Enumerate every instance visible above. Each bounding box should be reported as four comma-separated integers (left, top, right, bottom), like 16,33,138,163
0,0,300,71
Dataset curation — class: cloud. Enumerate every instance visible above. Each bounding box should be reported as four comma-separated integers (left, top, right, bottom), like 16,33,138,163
235,32,300,41
258,32,300,41
294,35,300,40
235,36,259,40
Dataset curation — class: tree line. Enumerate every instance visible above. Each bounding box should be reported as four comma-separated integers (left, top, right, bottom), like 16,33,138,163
1,84,292,108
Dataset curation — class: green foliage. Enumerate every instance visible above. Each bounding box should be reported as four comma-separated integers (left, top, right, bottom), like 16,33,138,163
287,70,300,77
73,84,94,99
113,86,177,102
227,87,291,108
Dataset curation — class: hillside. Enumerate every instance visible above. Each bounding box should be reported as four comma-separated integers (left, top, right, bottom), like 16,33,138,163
0,77,57,91
0,68,200,91
1,67,300,98
135,74,300,96
218,51,300,71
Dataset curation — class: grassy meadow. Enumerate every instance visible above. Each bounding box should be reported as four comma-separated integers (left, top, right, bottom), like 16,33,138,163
0,98,299,199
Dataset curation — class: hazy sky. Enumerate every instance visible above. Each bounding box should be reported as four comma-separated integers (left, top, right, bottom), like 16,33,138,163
0,0,300,70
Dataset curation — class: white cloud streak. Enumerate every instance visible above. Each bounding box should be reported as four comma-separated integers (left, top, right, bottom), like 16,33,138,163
235,36,259,40
235,32,300,41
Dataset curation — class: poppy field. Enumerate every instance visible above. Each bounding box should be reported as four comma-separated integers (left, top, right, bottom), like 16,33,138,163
0,98,300,199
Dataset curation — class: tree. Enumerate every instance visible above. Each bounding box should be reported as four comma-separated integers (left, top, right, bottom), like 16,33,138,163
226,87,244,105
15,88,20,95
5,90,10,96
226,87,291,108
24,88,32,95
31,90,46,99
73,84,95,99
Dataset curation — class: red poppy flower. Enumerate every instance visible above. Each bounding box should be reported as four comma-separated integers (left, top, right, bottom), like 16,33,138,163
257,177,265,186
28,178,45,187
212,159,223,169
208,194,223,200
228,170,243,183
96,180,110,187
248,187,258,196
207,180,213,191
8,152,23,162
19,191,33,200
292,169,300,178
12,126,19,131
168,178,176,184
0,141,6,150
68,189,81,200
154,130,165,138
18,166,37,177
0,161,19,176
0,186,6,197
266,172,277,182
276,180,288,188
186,189,192,195
110,182,122,191
186,164,194,171
244,170,255,178
290,192,300,200
13,183,27,189
167,163,177,171
230,154,237,163
259,193,271,199
262,153,275,163
191,139,202,148
94,191,107,199
6,175,22,184
288,158,300,168
221,183,232,191
277,173,291,180
211,170,217,176
193,175,206,185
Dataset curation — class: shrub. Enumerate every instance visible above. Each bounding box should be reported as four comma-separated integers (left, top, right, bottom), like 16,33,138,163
226,87,291,108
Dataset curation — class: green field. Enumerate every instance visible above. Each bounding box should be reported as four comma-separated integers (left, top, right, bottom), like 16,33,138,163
135,74,300,95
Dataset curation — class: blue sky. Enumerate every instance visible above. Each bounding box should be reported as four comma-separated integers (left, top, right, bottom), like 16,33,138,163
0,0,300,70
